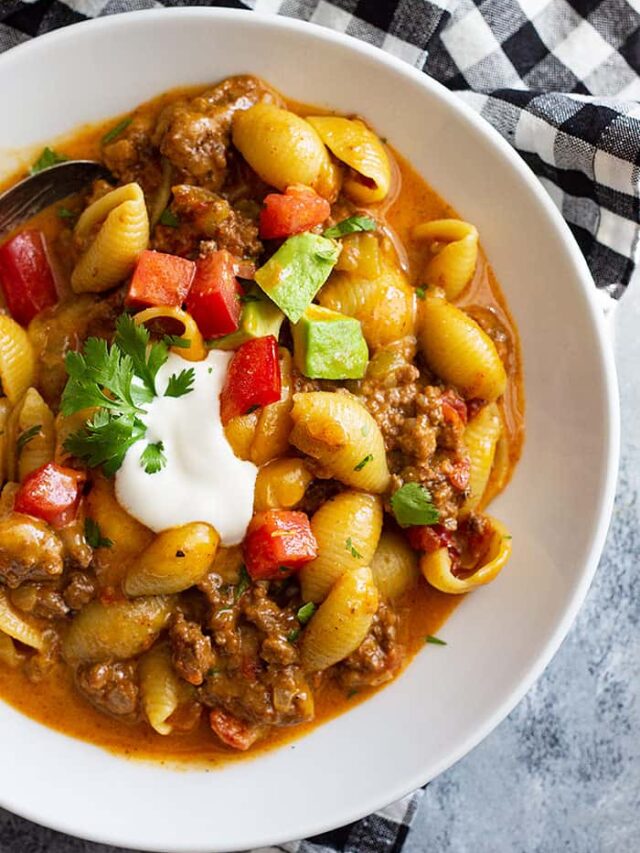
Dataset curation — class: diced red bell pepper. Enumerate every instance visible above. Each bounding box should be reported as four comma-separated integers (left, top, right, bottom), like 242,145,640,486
125,250,196,310
243,510,318,581
0,230,57,326
185,250,243,339
14,462,85,529
259,184,331,240
407,523,456,554
209,709,261,751
219,336,281,424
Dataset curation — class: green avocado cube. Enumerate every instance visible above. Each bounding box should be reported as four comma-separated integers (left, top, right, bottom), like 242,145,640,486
207,289,284,351
254,232,341,323
292,305,369,379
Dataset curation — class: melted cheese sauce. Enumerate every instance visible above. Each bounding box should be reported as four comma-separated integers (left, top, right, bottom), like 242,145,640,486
115,351,257,545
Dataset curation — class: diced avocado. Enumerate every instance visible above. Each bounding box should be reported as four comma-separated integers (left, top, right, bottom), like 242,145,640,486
254,233,341,323
207,289,284,350
292,304,369,379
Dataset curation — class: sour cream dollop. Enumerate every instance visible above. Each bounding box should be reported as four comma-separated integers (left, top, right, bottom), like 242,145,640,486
115,351,257,545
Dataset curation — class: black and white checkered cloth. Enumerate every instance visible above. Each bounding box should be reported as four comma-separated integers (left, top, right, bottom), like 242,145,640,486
0,1,637,851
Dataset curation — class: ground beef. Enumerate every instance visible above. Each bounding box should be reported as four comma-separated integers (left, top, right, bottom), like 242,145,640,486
336,602,402,690
102,112,162,196
0,514,64,589
197,580,313,729
169,611,215,686
76,661,139,719
297,479,344,515
154,75,282,190
152,184,262,259
63,571,96,611
9,584,69,620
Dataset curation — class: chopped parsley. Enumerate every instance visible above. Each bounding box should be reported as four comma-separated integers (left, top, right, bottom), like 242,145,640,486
164,368,195,398
30,147,68,175
390,483,439,528
296,602,316,625
287,628,300,643
347,688,359,699
57,206,76,221
415,287,426,300
140,441,166,474
354,453,373,471
239,293,261,304
235,564,251,601
346,537,362,559
323,215,377,239
159,208,180,228
102,117,133,145
425,635,447,646
16,424,42,453
84,518,113,550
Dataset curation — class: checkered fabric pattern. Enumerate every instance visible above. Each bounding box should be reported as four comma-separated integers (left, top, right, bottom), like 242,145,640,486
0,1,637,851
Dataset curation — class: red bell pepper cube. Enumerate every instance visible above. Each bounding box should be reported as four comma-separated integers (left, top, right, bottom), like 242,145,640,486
14,462,85,529
0,230,57,326
125,250,196,310
185,250,243,339
243,510,318,581
219,336,281,424
259,184,331,240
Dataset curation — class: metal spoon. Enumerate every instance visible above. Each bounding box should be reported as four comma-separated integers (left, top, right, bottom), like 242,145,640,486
0,160,112,237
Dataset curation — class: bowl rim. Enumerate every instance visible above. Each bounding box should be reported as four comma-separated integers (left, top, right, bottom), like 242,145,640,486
0,7,620,849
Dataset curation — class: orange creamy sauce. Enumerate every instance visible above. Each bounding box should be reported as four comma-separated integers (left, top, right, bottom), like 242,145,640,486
0,87,523,766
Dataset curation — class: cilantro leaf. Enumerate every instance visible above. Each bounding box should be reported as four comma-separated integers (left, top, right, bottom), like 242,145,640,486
346,537,362,559
61,339,141,417
30,147,68,175
16,424,42,453
425,635,447,646
140,441,167,474
297,602,316,625
415,287,426,300
390,483,440,528
84,518,113,549
64,410,146,476
354,453,373,471
159,208,180,228
164,368,195,398
114,313,168,399
323,215,377,239
102,117,132,145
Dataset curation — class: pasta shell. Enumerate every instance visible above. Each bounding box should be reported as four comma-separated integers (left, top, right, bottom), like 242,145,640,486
14,387,55,482
72,182,149,293
418,296,506,401
62,596,174,664
0,589,44,650
139,642,180,735
319,261,415,350
254,457,312,512
134,306,206,362
371,530,419,600
232,104,329,191
0,630,25,667
300,491,383,603
307,116,391,204
461,402,502,516
420,516,512,594
413,219,479,300
124,523,219,597
0,398,11,485
224,411,259,461
289,391,390,493
0,315,36,404
301,566,379,672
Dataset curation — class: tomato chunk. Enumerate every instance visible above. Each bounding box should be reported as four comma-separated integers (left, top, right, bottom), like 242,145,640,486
440,389,468,427
219,336,281,424
0,230,57,325
14,462,85,529
407,524,456,554
186,250,242,339
243,510,318,580
125,250,196,310
259,185,331,240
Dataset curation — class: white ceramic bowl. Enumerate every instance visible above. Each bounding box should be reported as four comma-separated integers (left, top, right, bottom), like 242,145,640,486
0,9,619,851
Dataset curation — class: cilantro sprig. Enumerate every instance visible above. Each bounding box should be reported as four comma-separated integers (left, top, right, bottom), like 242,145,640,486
390,483,440,528
61,314,191,476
